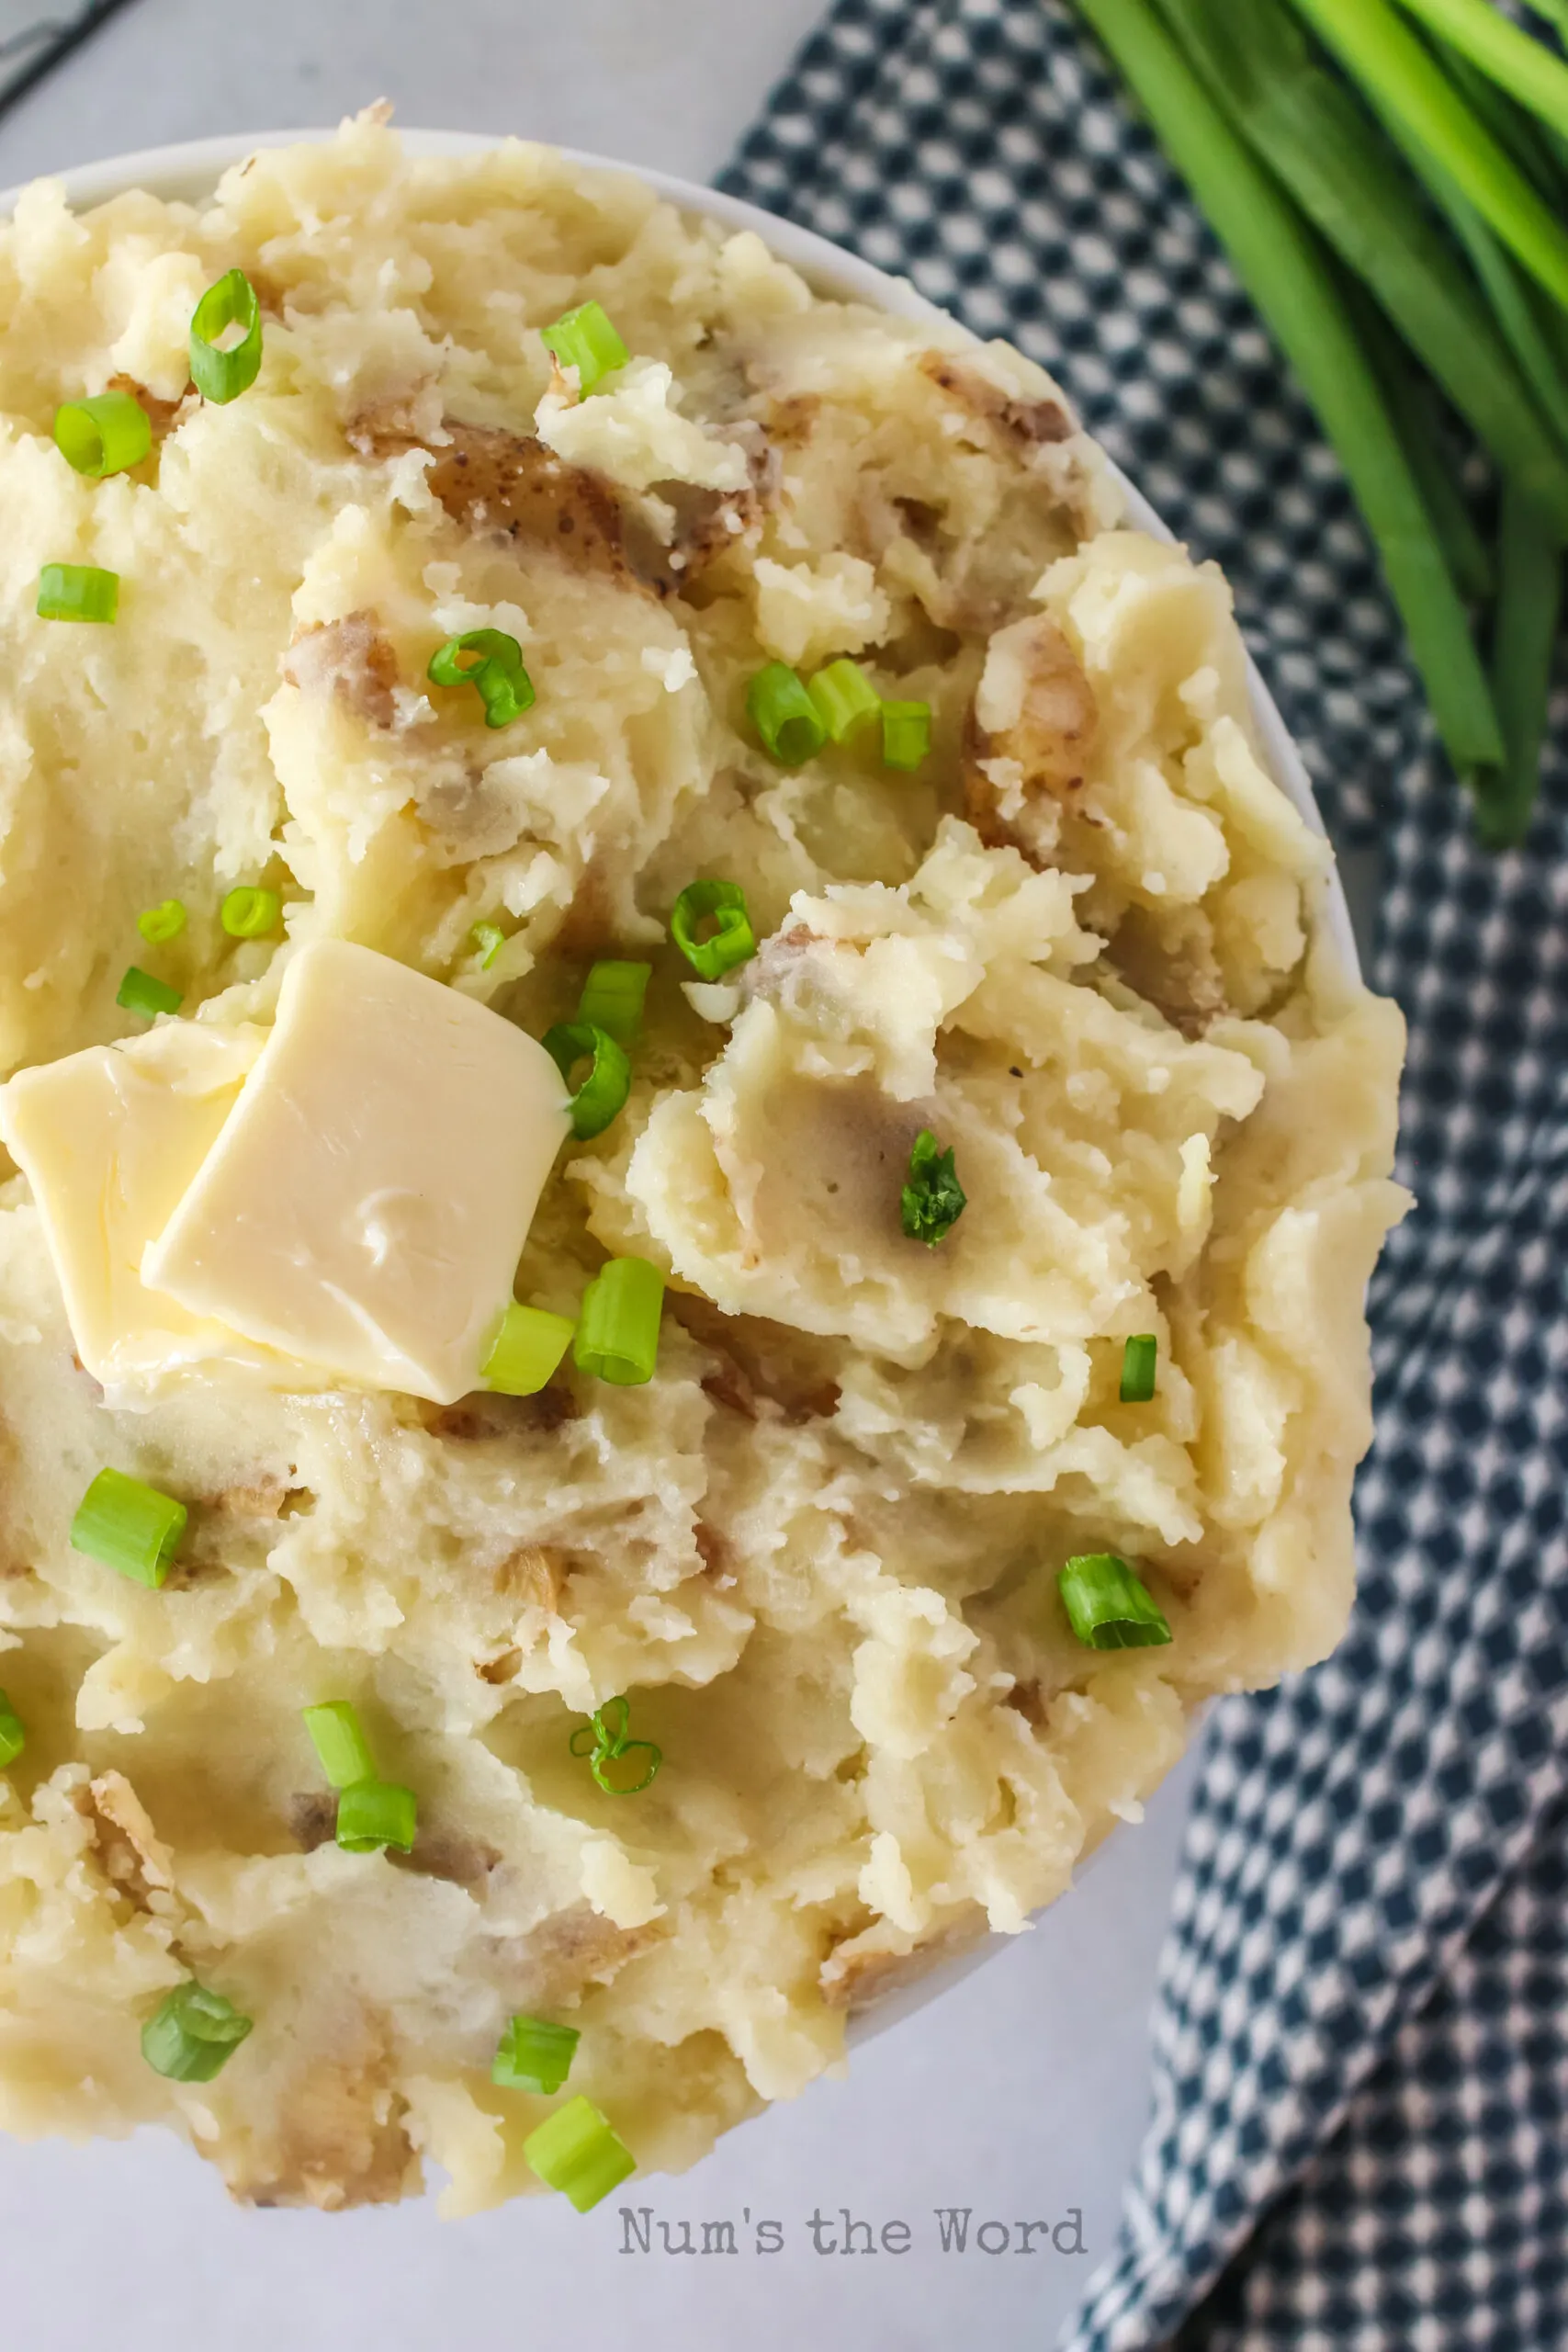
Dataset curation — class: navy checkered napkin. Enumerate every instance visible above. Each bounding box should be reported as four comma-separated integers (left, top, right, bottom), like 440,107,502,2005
722,6,1568,2346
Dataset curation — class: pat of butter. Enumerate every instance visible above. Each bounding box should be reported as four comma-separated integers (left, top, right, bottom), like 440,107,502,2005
142,939,571,1404
0,1021,282,1386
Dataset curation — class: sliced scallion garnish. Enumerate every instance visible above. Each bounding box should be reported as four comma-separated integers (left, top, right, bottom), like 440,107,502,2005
807,657,881,743
0,1693,24,1770
900,1129,966,1248
542,1020,632,1140
1120,1333,1158,1403
53,390,151,478
334,1779,418,1855
38,562,118,623
470,922,506,969
577,959,650,1050
301,1701,376,1792
746,662,827,765
220,886,280,940
141,1981,254,2082
482,1302,576,1396
568,1695,662,1796
572,1257,664,1386
492,2014,580,2096
70,1468,187,1589
524,2094,635,2211
1058,1553,1173,1650
670,878,756,980
881,699,931,772
539,300,628,394
428,628,535,729
116,967,183,1019
136,899,187,945
189,269,263,405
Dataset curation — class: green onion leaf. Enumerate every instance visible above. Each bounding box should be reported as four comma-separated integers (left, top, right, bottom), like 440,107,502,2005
1058,1552,1173,1650
569,1691,663,1794
881,699,931,772
301,1701,376,1792
539,300,629,395
116,967,183,1019
524,2094,636,2211
542,1020,632,1140
70,1467,187,1588
1388,0,1568,142
1471,484,1562,850
470,921,506,969
807,657,882,743
492,2014,581,2096
900,1128,966,1248
1075,0,1503,774
1288,0,1568,313
746,662,827,765
572,1257,664,1386
189,268,263,405
220,886,280,940
334,1779,418,1855
483,1301,576,1396
0,1692,25,1770
670,878,756,980
577,959,650,1050
141,1981,254,2082
427,628,535,729
37,562,118,623
53,390,152,479
136,899,187,946
1120,1333,1158,1404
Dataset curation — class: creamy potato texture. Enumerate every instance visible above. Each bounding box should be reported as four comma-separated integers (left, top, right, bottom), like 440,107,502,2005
0,119,1406,2212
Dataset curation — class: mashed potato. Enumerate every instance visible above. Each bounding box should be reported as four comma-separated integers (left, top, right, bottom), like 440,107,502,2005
0,117,1406,2212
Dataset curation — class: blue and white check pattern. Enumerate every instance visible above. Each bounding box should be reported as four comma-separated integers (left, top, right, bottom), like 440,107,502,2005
722,6,1568,2346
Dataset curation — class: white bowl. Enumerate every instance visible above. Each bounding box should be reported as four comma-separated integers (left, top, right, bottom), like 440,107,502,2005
0,129,1357,2046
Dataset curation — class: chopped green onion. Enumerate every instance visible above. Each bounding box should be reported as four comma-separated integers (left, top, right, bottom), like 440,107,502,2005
539,300,629,395
38,562,118,623
53,390,152,478
492,2014,581,2096
141,1981,254,2082
70,1466,187,1588
220,886,280,940
807,657,882,743
572,1257,664,1387
1076,0,1503,774
301,1701,376,1792
0,1692,24,1770
670,878,756,980
483,1301,576,1396
900,1128,966,1248
577,959,650,1050
1388,0,1568,142
881,699,931,771
524,2094,635,2211
1120,1333,1158,1404
334,1779,418,1855
427,628,535,729
470,921,506,969
567,1695,663,1795
542,1020,632,1141
746,662,827,765
137,899,186,945
1058,1552,1173,1651
116,967,183,1019
189,268,263,404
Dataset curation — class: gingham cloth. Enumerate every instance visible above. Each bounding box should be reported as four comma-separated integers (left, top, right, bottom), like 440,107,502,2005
721,7,1568,2347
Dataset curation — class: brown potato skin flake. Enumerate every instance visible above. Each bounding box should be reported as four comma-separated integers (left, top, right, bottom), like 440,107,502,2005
919,351,1076,447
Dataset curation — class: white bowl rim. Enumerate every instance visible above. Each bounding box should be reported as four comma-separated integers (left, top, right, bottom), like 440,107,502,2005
0,125,1356,2048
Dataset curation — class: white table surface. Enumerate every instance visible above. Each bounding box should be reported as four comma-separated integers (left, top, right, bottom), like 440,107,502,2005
0,7,1198,2346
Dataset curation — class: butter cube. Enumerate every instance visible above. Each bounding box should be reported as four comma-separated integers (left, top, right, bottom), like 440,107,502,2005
0,1022,277,1387
143,939,570,1403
